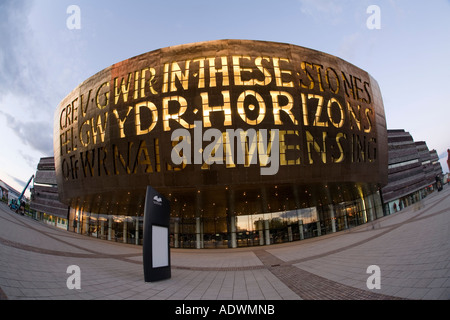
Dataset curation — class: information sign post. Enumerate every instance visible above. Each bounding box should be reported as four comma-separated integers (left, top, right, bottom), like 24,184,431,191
143,186,171,282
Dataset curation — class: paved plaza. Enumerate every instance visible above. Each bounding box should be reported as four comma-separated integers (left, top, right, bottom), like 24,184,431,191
0,186,449,301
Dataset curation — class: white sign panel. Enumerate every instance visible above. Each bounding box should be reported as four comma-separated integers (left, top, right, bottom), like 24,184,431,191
152,225,169,268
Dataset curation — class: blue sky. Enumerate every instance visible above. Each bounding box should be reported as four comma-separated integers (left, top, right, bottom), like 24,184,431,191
1,0,449,194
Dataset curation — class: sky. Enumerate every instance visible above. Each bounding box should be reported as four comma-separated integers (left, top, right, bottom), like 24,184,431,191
0,0,449,195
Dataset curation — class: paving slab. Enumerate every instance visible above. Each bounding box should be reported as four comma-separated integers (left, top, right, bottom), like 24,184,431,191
0,185,449,301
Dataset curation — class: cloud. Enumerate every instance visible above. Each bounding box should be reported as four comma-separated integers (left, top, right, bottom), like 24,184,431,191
19,150,41,170
337,32,362,61
439,150,449,172
0,170,32,195
11,175,28,190
0,110,53,155
0,1,41,97
439,150,448,159
0,0,56,158
298,0,344,24
0,0,67,115
299,0,343,14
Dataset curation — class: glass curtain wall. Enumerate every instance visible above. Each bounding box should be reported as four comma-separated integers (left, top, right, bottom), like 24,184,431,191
68,207,144,245
67,190,384,248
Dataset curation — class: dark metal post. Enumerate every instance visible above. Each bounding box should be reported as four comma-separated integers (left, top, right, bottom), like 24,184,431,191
143,186,171,282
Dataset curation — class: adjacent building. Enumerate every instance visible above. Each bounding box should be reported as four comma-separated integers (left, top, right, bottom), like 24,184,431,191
430,149,443,177
0,179,21,205
381,129,443,214
30,157,69,229
0,180,9,202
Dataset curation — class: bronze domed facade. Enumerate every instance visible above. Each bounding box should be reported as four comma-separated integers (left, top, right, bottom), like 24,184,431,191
54,40,388,248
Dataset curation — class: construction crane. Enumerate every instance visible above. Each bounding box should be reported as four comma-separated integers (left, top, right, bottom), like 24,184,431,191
9,175,34,214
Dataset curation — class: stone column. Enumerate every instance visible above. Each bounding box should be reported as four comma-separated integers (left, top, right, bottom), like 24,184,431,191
365,195,374,222
227,189,237,248
77,216,81,234
108,216,112,241
123,219,127,244
195,191,203,249
257,220,264,245
174,220,179,248
316,220,321,236
200,219,204,249
196,217,201,249
230,216,237,248
359,198,367,224
299,218,304,240
100,220,105,239
83,213,88,236
135,217,139,245
77,208,83,234
288,225,293,242
329,204,336,233
264,220,270,245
